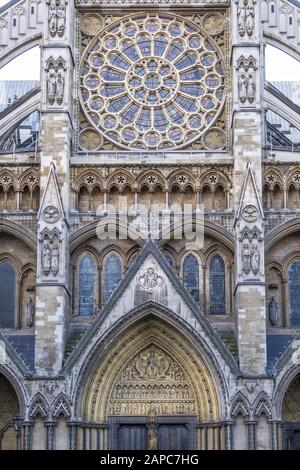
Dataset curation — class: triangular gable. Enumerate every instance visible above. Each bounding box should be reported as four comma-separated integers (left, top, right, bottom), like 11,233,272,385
37,161,66,223
235,161,264,224
64,241,238,373
0,330,30,376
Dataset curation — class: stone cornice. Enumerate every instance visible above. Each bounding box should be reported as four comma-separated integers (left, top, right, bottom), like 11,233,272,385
75,0,230,8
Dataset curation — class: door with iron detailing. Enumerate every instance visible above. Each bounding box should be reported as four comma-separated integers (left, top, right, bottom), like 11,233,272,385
109,416,197,450
118,424,147,450
157,424,188,450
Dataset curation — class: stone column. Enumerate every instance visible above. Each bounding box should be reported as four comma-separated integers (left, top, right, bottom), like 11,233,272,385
232,0,267,375
34,0,74,375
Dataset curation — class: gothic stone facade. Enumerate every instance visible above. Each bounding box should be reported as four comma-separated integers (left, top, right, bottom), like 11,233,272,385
0,0,300,450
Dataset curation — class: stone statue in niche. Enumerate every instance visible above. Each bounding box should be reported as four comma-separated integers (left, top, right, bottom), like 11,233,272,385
26,296,35,328
47,69,65,106
247,73,256,104
237,0,246,37
56,1,66,37
269,296,280,326
238,73,248,104
51,246,60,276
242,244,251,274
237,0,255,38
42,242,51,275
147,424,157,450
245,0,255,37
48,0,66,38
49,0,57,37
238,72,256,105
251,244,260,275
47,72,56,105
56,73,65,105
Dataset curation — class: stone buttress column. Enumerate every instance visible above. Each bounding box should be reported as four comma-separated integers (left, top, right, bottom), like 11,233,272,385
34,0,74,375
232,0,267,375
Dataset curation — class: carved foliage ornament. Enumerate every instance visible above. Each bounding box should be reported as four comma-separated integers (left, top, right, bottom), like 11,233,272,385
242,205,258,223
138,267,164,293
43,206,60,223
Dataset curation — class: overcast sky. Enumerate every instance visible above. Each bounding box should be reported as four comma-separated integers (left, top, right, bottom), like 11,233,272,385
0,0,300,82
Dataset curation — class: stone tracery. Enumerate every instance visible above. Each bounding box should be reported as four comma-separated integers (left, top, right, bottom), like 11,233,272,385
79,13,226,150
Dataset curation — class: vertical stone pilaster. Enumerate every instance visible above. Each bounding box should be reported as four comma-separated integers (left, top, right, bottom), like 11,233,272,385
232,1,267,375
34,0,74,375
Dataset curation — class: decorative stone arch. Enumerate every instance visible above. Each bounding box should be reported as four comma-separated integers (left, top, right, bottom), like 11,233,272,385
199,169,231,192
71,245,100,269
74,313,229,430
159,219,235,252
73,169,104,192
263,168,284,191
168,169,196,192
0,219,37,252
70,220,145,252
125,246,141,269
253,392,273,420
230,392,251,419
136,169,167,192
0,170,18,190
0,34,42,69
19,169,40,192
51,393,71,420
266,219,300,252
106,169,136,192
100,245,126,268
0,365,27,417
29,393,49,420
286,169,300,189
282,251,300,275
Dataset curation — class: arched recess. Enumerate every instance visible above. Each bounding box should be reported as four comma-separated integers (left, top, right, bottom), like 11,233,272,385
277,369,300,450
74,308,229,450
0,370,25,450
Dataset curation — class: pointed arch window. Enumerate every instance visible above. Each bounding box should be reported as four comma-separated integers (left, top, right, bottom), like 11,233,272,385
209,255,226,315
79,255,97,316
288,260,300,327
183,254,199,302
103,253,122,302
0,262,16,327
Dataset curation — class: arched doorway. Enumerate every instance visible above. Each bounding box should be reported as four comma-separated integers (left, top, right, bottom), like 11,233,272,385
0,373,21,450
282,373,300,450
78,316,225,450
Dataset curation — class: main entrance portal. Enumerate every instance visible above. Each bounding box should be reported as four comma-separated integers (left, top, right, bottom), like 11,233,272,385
80,318,223,450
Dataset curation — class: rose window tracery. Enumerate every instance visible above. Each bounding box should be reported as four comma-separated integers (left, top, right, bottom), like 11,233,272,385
79,14,226,151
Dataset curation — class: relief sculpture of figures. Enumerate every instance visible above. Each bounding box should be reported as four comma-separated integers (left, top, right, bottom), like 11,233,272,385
26,296,35,328
238,71,256,105
245,0,255,37
237,0,246,37
51,246,60,276
242,243,251,274
251,244,260,275
239,73,248,104
237,0,255,38
47,70,65,106
269,297,280,326
49,0,66,38
42,242,51,275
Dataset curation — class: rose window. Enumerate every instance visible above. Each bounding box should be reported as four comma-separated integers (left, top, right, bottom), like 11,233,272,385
79,14,225,150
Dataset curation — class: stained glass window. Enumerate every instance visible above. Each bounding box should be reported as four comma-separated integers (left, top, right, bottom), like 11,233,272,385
288,261,300,327
0,262,16,327
79,255,96,316
79,13,225,150
103,253,122,302
183,254,199,302
209,255,225,315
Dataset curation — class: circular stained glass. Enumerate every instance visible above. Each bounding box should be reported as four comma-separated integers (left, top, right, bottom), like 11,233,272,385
79,13,226,150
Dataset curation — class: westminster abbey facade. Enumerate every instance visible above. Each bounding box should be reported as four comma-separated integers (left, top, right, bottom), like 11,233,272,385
0,0,300,451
